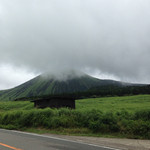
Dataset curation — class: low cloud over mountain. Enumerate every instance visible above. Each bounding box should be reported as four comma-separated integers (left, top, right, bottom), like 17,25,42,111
0,0,150,88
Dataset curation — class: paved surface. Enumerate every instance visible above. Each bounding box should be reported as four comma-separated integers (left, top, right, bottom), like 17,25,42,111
44,134,150,150
0,129,118,150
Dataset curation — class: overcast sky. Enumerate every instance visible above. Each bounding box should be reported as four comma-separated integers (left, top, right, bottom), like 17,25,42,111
0,0,150,90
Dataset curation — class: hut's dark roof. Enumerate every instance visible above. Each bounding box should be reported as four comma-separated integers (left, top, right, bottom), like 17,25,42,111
32,96,75,102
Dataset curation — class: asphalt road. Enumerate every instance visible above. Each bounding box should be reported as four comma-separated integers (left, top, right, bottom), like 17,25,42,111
0,129,120,150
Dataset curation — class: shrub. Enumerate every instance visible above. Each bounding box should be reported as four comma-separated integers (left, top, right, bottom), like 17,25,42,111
0,107,150,139
134,110,150,121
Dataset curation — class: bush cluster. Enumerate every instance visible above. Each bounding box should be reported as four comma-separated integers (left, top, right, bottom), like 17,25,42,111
0,108,150,139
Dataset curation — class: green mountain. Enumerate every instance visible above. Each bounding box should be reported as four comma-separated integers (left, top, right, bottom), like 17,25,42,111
0,73,128,101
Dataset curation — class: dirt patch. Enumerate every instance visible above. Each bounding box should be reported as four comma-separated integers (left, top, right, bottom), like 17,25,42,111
43,134,150,150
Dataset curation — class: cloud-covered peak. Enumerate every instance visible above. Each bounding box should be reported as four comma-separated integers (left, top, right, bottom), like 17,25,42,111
0,0,150,86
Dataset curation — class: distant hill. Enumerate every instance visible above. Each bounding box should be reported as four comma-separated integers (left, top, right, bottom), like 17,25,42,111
0,72,131,101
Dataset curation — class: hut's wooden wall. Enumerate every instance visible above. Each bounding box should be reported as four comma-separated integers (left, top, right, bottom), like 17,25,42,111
34,98,75,109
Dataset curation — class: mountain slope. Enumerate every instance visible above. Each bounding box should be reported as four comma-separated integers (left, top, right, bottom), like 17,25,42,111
0,73,130,101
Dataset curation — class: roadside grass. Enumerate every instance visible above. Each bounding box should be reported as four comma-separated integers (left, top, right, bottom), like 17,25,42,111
0,94,150,139
24,127,127,138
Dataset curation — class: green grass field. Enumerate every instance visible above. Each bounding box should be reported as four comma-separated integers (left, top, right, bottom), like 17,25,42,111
76,95,150,112
0,94,150,139
0,94,149,112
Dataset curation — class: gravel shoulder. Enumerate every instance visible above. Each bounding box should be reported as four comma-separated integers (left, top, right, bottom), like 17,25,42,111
43,133,150,150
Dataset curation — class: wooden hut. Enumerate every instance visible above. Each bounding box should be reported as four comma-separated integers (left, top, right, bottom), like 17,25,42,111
32,96,75,109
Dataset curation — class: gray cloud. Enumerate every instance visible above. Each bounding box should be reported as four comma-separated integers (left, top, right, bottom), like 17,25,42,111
0,64,35,89
0,0,150,84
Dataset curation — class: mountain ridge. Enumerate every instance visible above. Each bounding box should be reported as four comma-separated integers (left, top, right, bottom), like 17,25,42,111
0,73,131,101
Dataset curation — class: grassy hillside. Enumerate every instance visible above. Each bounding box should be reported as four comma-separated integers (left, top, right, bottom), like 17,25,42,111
76,95,150,112
0,95,150,139
0,73,126,101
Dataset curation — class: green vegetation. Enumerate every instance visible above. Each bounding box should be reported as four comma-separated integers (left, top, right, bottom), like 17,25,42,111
80,85,150,98
76,95,150,112
0,95,150,139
